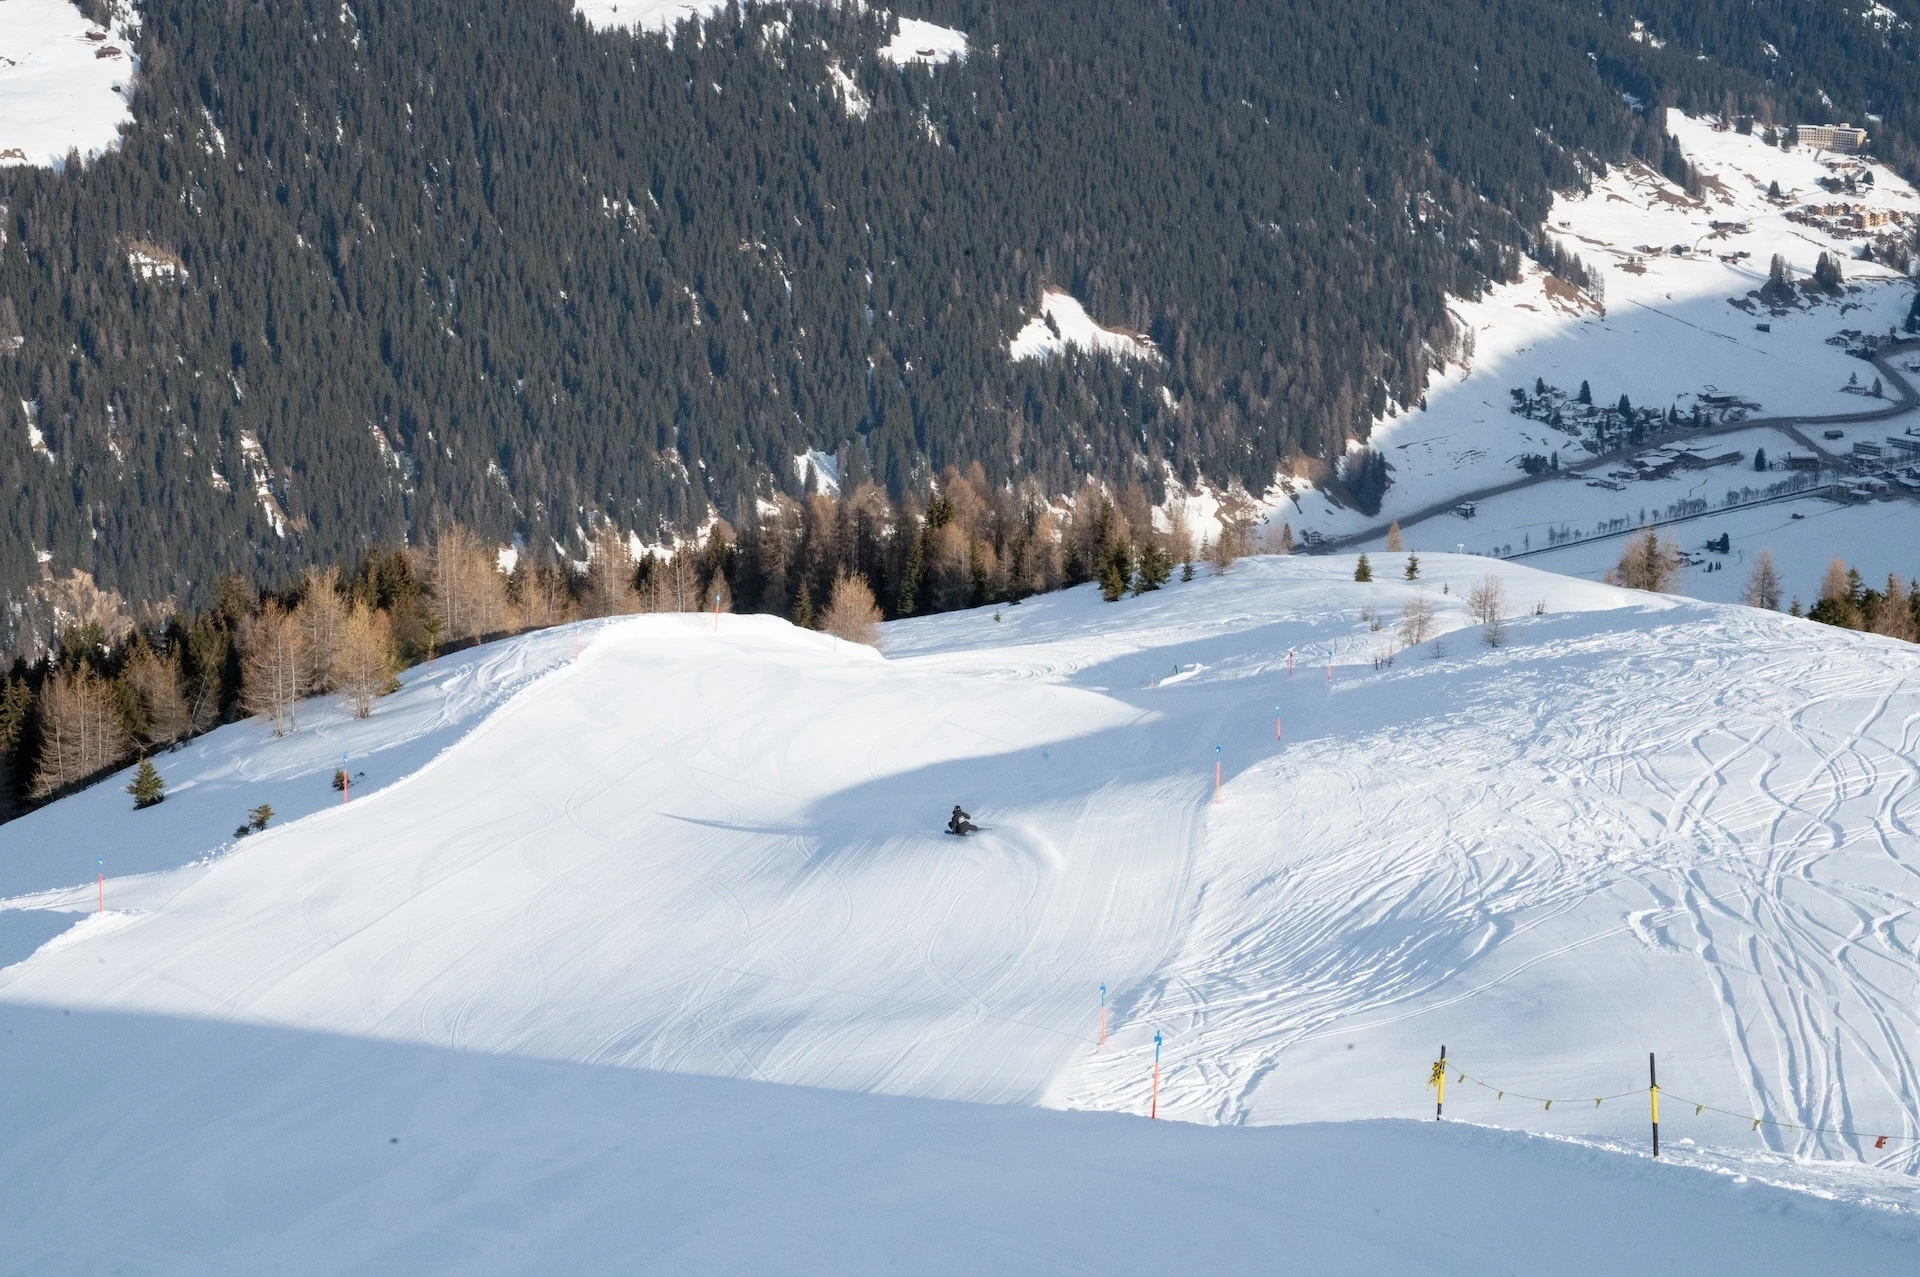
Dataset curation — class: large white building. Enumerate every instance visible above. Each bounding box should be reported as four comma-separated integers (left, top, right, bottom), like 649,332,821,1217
1797,122,1869,153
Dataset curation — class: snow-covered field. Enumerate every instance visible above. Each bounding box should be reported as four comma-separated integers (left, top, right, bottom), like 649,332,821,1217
1262,114,1920,596
4,557,1920,1266
0,0,139,168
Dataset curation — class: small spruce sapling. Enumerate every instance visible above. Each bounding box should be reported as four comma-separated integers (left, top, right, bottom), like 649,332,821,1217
1354,554,1373,583
249,803,273,833
1404,553,1420,580
127,758,165,809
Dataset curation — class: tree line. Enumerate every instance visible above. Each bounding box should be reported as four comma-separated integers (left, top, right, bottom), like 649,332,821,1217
0,475,1256,823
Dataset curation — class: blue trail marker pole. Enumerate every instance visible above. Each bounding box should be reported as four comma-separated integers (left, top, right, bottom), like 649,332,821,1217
1213,745,1222,803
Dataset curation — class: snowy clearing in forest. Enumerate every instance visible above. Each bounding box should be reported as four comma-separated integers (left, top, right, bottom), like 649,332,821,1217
0,0,140,169
878,16,967,65
4,556,1920,1265
1011,288,1159,364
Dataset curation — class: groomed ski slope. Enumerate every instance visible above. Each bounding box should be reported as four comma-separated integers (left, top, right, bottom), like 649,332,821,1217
4,554,1920,1268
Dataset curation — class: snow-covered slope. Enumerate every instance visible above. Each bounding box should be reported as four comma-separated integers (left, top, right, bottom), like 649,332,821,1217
1263,114,1920,599
1012,288,1159,363
0,0,140,168
4,557,1920,1264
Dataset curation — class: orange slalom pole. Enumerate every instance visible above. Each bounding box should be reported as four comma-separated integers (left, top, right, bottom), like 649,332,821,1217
1150,1030,1163,1119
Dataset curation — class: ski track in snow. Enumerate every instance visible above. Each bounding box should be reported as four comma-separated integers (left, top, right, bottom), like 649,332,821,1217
3,555,1919,1201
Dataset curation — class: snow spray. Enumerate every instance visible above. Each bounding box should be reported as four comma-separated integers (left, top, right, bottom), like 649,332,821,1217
1150,1030,1163,1119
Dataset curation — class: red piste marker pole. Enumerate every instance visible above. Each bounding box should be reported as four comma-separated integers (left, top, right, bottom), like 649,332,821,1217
1099,982,1107,1048
341,753,349,805
1213,745,1222,803
1275,705,1283,742
1150,1030,1163,1119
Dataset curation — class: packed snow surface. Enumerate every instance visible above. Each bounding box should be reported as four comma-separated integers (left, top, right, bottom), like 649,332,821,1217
0,0,139,168
5,557,1920,1264
1011,288,1159,363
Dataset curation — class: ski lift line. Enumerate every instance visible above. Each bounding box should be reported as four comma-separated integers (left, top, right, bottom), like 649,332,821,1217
1442,1059,1920,1146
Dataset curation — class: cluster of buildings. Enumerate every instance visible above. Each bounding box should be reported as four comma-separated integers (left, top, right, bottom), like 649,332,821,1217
1786,203,1907,233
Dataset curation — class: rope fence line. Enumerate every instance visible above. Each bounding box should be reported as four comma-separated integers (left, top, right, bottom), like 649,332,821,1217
1431,1050,1920,1153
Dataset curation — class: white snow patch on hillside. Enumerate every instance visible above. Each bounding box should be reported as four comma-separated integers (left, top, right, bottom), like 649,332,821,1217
879,16,967,65
1261,113,1920,599
572,0,718,33
827,60,870,118
1011,289,1159,363
0,0,140,169
794,448,840,495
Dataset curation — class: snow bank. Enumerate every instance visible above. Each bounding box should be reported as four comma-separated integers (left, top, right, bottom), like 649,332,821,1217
1011,289,1159,363
0,0,140,169
2,1003,1913,1271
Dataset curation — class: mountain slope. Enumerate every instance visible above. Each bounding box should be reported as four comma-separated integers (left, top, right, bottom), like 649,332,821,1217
4,556,1920,1179
6,555,1920,1265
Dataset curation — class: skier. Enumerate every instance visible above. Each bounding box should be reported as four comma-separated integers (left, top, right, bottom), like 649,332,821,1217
946,805,979,836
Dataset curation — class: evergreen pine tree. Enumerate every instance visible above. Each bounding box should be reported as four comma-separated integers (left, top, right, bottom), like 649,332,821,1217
1099,544,1132,602
1133,544,1173,594
127,758,165,810
1578,380,1592,405
1354,554,1373,582
1405,553,1420,580
1181,560,1195,582
792,581,815,629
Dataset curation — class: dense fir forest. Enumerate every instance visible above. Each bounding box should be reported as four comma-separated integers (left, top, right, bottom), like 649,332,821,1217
1,0,1915,652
